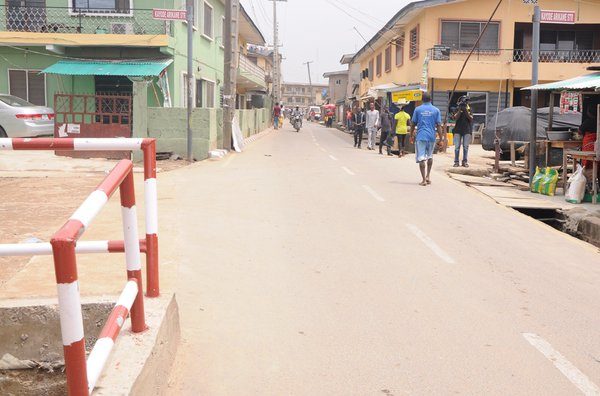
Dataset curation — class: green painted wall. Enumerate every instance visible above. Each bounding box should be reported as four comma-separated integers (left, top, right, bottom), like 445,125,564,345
146,106,269,159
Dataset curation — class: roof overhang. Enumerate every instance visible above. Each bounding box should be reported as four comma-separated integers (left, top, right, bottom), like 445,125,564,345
41,59,173,76
239,4,266,45
352,0,463,64
340,53,355,64
522,72,600,91
323,70,348,78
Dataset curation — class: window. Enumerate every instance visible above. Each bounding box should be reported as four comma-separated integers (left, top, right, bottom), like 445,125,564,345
376,53,382,76
182,72,195,107
196,79,215,108
409,26,419,59
395,33,404,66
441,21,500,50
72,0,130,14
202,1,213,38
368,59,374,81
220,16,225,47
384,45,392,72
9,70,46,106
205,80,215,108
193,0,200,28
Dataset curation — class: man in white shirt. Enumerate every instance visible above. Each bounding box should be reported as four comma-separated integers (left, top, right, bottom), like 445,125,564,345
365,102,380,150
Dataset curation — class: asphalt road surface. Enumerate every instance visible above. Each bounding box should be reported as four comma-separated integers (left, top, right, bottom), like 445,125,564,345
166,121,600,395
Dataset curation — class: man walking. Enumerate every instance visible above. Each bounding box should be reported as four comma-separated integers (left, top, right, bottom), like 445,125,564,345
452,95,473,167
379,107,393,155
352,107,366,149
366,102,380,150
410,93,443,186
393,100,411,157
273,102,281,130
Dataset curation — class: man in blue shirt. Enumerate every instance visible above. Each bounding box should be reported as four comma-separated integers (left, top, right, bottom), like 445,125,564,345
410,93,443,186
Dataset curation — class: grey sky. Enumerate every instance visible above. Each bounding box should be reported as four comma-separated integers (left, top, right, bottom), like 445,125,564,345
240,0,413,84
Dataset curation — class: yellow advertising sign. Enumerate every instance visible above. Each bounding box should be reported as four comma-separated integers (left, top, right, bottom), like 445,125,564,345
392,90,423,103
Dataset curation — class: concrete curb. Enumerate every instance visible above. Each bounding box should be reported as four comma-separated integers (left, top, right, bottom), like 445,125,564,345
95,293,180,395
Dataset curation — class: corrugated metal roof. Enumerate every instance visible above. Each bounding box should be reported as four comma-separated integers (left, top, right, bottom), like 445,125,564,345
522,72,600,91
41,59,173,77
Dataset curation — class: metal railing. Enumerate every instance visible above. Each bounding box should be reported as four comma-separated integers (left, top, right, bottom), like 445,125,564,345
239,53,267,82
0,5,171,35
428,47,600,63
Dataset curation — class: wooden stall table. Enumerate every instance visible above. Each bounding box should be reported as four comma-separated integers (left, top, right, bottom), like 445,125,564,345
543,140,582,189
566,150,598,204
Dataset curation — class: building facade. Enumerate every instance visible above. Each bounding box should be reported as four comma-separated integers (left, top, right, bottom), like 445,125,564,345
352,0,600,130
281,82,327,108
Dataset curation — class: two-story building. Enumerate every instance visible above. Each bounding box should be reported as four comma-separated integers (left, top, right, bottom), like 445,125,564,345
281,82,327,108
353,0,600,130
0,1,265,109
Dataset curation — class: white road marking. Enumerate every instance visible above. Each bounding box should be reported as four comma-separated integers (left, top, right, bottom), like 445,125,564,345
341,166,355,176
362,185,385,202
319,147,327,153
328,154,338,161
522,333,600,396
405,223,455,264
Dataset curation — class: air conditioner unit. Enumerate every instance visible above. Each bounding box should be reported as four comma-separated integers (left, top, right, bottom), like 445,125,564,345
110,22,134,34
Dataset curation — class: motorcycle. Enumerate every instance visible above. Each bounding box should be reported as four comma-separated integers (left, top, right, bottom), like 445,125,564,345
292,115,302,132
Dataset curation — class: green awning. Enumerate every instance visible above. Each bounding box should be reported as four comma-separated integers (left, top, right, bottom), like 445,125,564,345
42,59,173,77
522,72,600,91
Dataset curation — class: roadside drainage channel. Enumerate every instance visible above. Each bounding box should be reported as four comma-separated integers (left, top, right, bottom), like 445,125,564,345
0,294,180,396
0,302,112,395
447,170,600,249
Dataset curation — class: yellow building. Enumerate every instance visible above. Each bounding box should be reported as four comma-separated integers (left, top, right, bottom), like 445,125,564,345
353,0,600,129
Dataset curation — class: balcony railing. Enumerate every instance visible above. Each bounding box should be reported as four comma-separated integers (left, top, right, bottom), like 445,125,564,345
239,53,266,82
428,47,600,64
0,5,171,35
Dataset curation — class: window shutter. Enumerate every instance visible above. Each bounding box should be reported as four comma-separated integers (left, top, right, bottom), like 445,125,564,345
441,22,459,49
480,23,499,50
27,71,46,106
9,70,27,102
460,22,480,50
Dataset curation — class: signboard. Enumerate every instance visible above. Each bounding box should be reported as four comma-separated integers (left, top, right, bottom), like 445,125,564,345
392,90,423,103
152,8,187,21
540,10,575,24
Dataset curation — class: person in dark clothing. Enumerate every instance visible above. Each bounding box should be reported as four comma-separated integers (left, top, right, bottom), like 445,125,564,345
352,107,366,148
379,107,393,155
451,95,473,167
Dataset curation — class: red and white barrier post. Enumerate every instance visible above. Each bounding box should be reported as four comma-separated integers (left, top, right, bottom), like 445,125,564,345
86,280,138,392
119,167,146,332
142,140,159,297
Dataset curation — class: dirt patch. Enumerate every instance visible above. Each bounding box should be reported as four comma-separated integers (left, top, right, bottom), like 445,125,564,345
0,368,65,396
0,176,101,286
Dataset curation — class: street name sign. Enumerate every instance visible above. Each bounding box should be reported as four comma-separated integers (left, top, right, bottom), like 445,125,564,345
540,10,576,24
152,9,187,21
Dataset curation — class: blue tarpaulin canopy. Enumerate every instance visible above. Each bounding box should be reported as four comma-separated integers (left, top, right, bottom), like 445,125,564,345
42,59,173,77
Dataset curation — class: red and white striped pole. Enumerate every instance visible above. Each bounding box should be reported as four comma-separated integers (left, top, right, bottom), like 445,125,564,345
50,231,88,396
142,140,160,297
119,168,146,332
86,280,138,392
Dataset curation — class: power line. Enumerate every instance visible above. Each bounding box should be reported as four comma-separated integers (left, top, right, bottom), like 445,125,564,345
330,0,385,25
322,0,380,31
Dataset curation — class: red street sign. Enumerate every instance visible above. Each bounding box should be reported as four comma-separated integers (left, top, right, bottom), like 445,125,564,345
152,8,187,21
540,10,576,24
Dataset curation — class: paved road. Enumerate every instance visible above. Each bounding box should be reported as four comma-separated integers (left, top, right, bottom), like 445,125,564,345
166,121,600,395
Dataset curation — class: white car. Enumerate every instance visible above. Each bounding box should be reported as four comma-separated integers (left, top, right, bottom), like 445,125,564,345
0,94,54,138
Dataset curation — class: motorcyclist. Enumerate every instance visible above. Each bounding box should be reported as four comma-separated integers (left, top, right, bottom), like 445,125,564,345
292,106,303,126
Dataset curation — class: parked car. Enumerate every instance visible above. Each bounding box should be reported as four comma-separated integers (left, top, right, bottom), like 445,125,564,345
0,94,54,138
307,106,321,121
482,106,581,153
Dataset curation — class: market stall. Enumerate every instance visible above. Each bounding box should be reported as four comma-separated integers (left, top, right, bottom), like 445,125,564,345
524,68,600,203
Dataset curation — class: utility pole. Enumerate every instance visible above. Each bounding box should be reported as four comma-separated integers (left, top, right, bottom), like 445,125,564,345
303,60,313,105
186,0,194,161
223,0,240,150
529,5,540,182
269,0,286,104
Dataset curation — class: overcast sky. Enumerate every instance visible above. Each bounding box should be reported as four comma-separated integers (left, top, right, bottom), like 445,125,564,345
239,0,413,84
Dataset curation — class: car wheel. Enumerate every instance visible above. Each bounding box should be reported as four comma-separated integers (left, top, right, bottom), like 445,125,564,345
0,127,7,138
